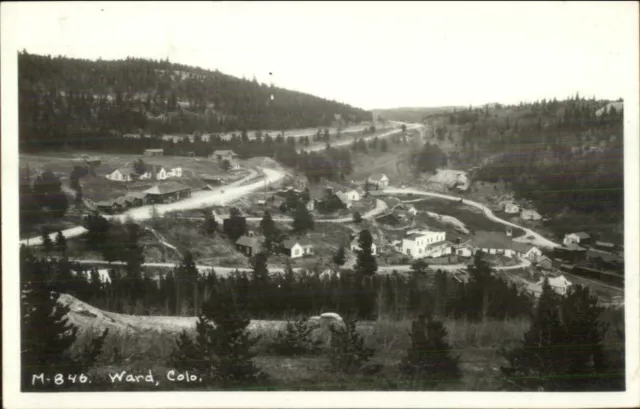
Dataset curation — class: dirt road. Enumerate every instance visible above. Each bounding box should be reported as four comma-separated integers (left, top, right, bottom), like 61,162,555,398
20,167,286,246
382,187,561,249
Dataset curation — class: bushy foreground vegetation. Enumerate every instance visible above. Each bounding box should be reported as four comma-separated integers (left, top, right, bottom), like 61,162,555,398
20,243,624,391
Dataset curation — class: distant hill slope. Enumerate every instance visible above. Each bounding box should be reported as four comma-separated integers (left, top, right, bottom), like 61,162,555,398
373,106,465,123
18,52,372,150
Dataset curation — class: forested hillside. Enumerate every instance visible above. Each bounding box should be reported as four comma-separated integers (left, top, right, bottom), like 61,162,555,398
18,52,372,151
430,96,624,222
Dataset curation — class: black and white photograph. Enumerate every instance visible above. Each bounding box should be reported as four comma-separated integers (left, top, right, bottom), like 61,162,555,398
2,2,639,408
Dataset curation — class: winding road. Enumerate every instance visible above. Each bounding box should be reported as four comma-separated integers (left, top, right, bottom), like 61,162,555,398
300,123,421,153
381,187,561,249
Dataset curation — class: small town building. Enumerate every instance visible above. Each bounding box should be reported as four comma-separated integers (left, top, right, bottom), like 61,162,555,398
144,183,192,204
343,189,361,202
211,150,238,162
504,202,520,214
401,231,446,258
335,191,352,209
594,241,616,252
511,241,543,262
367,173,389,189
282,238,315,258
144,148,164,157
105,168,138,182
563,232,592,246
455,244,474,258
520,209,542,221
235,232,264,257
537,256,554,271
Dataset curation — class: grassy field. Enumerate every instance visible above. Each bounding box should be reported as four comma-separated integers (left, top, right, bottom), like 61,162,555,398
410,197,526,237
350,141,417,184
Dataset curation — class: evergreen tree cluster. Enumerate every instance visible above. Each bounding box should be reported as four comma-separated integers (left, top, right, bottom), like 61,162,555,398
19,52,372,151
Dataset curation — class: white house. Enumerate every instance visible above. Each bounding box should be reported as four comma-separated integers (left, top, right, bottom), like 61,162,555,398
351,237,377,256
166,166,183,178
306,200,315,212
521,209,542,221
455,244,474,258
105,168,137,182
538,275,573,295
563,232,591,246
343,189,361,202
401,231,447,259
367,173,389,189
154,166,168,180
504,203,520,214
512,242,543,262
282,238,315,259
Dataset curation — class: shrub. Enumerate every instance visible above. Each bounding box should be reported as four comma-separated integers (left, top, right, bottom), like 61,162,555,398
326,318,374,374
400,314,461,388
268,319,323,356
169,292,266,388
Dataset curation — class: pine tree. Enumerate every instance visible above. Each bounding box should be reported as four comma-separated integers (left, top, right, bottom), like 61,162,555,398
352,211,362,223
202,211,218,236
332,245,346,268
327,318,374,374
42,230,54,254
292,201,314,233
177,250,199,315
354,229,377,277
400,314,461,388
169,291,265,387
259,211,277,252
54,231,67,255
500,277,565,391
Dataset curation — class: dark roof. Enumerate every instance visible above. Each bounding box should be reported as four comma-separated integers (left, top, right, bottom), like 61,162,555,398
469,231,513,250
282,237,313,249
144,182,191,195
562,242,587,251
236,236,263,247
511,241,535,254
586,249,623,264
125,191,148,200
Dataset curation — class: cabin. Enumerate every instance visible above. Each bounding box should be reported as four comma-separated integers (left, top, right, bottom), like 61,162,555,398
211,150,238,162
235,232,264,257
541,275,573,295
367,173,389,189
281,238,315,259
144,183,192,204
455,244,474,258
144,149,164,157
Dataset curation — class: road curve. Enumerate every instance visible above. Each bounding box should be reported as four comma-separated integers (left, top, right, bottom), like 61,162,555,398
20,167,287,247
382,187,561,249
244,199,389,223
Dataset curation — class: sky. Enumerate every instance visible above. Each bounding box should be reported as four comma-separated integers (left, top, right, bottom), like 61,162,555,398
2,1,638,110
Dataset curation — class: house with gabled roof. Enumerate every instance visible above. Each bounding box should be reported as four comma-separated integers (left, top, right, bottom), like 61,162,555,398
334,191,352,209
521,209,542,221
281,237,315,258
105,167,138,182
144,182,192,203
235,231,264,257
210,150,238,162
367,173,389,189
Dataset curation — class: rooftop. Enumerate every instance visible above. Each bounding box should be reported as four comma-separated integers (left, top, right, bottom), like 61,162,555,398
144,182,191,195
282,237,313,249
